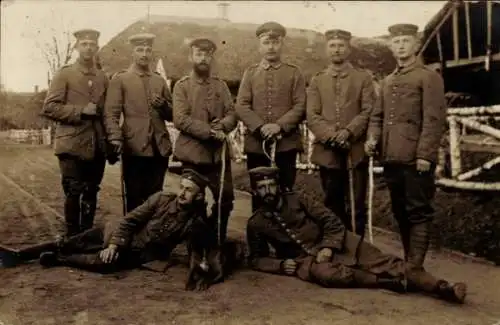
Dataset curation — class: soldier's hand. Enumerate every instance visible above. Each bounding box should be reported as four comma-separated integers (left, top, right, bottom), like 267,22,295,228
316,248,333,263
281,259,297,275
334,129,351,147
99,244,119,264
110,140,123,155
210,129,226,142
151,94,165,108
210,119,224,131
416,158,431,173
82,102,98,116
365,139,378,156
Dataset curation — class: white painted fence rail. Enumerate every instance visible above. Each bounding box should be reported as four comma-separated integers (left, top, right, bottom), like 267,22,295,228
8,128,51,145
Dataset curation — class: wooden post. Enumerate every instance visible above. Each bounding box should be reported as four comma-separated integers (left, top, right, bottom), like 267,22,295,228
452,7,460,62
486,0,493,71
465,1,472,59
448,116,462,178
457,117,500,141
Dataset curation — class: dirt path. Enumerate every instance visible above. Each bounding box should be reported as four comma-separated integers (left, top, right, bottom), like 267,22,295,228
0,145,499,325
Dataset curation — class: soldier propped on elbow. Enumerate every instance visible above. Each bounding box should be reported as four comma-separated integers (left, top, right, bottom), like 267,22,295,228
235,21,306,212
365,24,447,271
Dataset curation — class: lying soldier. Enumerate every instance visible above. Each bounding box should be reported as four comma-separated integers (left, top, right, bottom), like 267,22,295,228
0,169,211,275
246,166,467,304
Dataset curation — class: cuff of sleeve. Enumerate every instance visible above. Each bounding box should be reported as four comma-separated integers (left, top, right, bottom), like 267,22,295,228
108,237,127,247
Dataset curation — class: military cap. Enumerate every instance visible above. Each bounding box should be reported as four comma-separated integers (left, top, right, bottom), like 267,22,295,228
248,166,280,185
256,21,286,38
181,169,210,190
128,33,156,47
388,23,419,37
73,29,100,42
325,29,352,41
189,38,217,52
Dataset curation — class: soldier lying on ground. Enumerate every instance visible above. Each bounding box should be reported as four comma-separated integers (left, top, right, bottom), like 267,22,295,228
245,166,467,304
1,170,216,278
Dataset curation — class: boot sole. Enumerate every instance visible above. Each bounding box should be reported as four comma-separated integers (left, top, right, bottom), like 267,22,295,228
452,282,467,304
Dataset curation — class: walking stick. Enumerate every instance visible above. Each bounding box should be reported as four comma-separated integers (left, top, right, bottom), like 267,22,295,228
120,156,127,217
347,153,356,234
368,156,374,243
262,135,281,167
217,140,228,247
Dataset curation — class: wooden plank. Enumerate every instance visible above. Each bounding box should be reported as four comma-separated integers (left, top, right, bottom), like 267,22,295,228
452,7,460,61
465,1,472,59
430,52,500,69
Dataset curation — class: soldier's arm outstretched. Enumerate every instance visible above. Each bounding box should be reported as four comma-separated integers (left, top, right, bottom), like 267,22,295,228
108,192,164,248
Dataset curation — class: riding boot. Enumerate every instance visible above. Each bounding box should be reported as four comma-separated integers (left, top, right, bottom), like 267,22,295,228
407,221,431,269
15,240,62,261
434,280,467,304
397,219,411,261
64,195,81,236
80,199,97,232
40,252,117,273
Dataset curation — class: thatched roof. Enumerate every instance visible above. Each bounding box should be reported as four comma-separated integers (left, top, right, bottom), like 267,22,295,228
99,16,396,86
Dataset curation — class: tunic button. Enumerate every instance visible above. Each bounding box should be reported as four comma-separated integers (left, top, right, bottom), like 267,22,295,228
281,223,286,227
285,229,291,233
290,234,296,239
296,239,302,244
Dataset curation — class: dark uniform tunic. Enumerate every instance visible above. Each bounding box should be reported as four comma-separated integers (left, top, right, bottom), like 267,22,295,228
246,192,443,292
236,60,306,209
32,192,204,273
307,63,375,236
104,64,173,213
173,72,237,243
367,60,447,267
42,60,109,235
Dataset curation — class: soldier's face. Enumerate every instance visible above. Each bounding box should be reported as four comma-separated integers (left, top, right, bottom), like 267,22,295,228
254,178,279,205
178,178,202,206
326,39,350,64
390,35,419,61
259,36,283,62
76,40,98,61
190,47,213,73
133,45,153,67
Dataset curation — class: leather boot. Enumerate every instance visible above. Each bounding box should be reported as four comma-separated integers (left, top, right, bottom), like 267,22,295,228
376,275,407,293
0,245,21,268
434,280,467,304
80,199,97,232
16,240,62,261
397,220,411,261
64,195,81,236
40,252,116,273
407,221,431,269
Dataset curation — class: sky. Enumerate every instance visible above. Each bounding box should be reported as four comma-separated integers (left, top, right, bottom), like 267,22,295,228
0,0,446,92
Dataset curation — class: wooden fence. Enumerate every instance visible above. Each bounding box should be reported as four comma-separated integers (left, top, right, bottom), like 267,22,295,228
7,128,52,145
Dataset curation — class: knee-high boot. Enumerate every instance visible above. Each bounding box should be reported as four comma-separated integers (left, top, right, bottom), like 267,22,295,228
406,269,467,304
64,195,81,236
397,219,411,261
407,221,431,269
80,199,97,232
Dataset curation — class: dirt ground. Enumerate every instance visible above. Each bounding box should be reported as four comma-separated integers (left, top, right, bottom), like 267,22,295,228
1,145,500,325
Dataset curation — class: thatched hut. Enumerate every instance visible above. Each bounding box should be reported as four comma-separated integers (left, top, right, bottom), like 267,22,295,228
99,13,396,94
419,0,500,106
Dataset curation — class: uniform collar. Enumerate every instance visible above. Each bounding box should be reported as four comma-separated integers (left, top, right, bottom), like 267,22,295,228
327,62,353,78
129,63,152,77
260,59,282,70
75,59,97,75
190,71,212,84
393,57,422,75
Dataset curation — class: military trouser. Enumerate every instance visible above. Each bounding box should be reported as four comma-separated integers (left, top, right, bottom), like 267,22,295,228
182,161,234,244
58,153,106,237
383,163,436,270
246,150,298,212
319,162,368,237
10,227,143,273
122,155,169,213
296,236,460,301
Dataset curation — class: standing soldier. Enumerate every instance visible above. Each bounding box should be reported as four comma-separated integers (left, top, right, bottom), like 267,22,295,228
104,33,173,213
307,29,375,236
173,38,237,244
236,21,306,211
365,24,447,270
42,29,109,237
